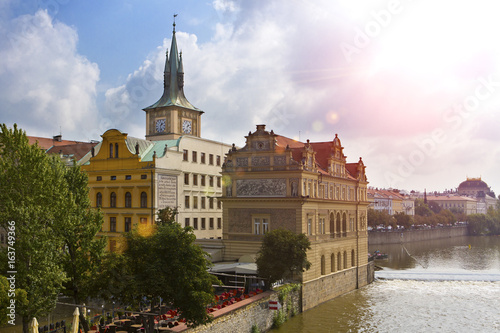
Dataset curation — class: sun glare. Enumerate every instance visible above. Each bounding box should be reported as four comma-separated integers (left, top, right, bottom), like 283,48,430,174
369,1,500,80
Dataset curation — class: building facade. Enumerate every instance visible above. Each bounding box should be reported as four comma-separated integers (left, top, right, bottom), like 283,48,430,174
221,125,372,310
80,23,230,251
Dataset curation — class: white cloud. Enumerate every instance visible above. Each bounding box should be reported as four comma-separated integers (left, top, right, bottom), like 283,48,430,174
0,9,100,140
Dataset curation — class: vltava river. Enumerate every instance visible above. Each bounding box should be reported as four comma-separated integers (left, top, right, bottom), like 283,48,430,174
272,235,500,333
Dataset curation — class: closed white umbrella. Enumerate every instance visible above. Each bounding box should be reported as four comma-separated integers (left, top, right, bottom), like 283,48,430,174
29,318,39,333
71,307,80,333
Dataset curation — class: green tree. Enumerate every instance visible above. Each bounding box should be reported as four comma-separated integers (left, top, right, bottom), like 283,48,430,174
55,164,106,305
428,201,442,214
367,208,393,228
0,276,9,325
256,229,311,286
415,199,433,217
0,124,67,333
393,212,412,229
122,207,219,327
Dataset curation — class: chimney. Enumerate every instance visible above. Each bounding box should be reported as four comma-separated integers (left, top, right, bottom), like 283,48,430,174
53,134,62,142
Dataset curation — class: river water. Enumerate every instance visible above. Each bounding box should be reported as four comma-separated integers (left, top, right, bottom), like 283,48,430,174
271,235,500,333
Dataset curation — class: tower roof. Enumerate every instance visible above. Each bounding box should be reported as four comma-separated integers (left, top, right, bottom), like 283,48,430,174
143,21,201,112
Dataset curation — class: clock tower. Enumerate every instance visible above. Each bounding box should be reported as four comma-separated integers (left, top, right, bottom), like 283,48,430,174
143,20,203,140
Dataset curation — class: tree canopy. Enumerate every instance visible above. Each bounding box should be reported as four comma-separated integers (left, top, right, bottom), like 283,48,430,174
119,207,219,327
0,124,105,332
256,229,311,286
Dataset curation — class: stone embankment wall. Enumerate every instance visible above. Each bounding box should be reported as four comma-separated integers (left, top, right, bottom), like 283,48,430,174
368,226,468,245
302,262,374,311
185,288,301,333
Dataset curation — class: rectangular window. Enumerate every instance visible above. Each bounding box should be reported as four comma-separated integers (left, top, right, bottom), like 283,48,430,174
201,197,206,209
185,218,190,227
216,155,221,166
262,218,269,234
193,196,198,209
209,197,214,209
192,151,197,162
185,196,190,209
209,154,214,165
193,218,198,230
97,176,102,181
110,217,116,232
308,218,312,235
217,200,222,209
193,174,198,185
209,218,214,229
217,217,222,229
111,176,116,180
140,217,147,224
209,176,214,187
125,175,132,180
124,217,131,232
183,149,188,161
201,175,206,186
184,173,189,185
201,152,206,164
141,174,147,179
217,176,221,187
201,218,206,229
254,218,261,235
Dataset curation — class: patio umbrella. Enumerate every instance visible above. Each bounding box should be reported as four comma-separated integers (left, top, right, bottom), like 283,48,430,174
71,307,80,333
29,318,38,333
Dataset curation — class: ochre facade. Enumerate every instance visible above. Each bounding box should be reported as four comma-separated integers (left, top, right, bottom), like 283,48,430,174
221,125,372,309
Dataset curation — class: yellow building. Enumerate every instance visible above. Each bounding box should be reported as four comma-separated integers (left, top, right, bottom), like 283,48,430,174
221,125,372,310
81,23,230,251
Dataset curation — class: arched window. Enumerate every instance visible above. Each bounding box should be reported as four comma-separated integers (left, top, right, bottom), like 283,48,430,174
109,144,113,158
331,253,335,272
115,143,119,158
329,213,335,238
337,252,341,271
110,192,116,208
140,192,147,208
344,251,347,269
321,255,325,275
342,213,347,237
125,192,132,208
96,192,102,208
351,249,356,267
336,212,341,235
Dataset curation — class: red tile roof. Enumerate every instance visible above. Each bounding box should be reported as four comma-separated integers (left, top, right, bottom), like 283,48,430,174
28,136,88,150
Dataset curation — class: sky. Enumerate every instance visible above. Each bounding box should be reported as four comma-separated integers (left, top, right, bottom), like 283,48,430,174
1,0,500,195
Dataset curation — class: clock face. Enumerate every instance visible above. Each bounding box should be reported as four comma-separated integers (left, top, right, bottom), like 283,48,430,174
182,120,192,134
155,119,166,133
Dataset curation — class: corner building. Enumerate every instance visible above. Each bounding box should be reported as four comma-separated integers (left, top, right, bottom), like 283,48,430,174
221,125,373,310
81,23,230,251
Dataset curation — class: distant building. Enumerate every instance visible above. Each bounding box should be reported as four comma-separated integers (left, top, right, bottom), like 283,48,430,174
457,177,497,214
426,195,478,215
221,125,372,310
457,177,495,198
368,188,414,216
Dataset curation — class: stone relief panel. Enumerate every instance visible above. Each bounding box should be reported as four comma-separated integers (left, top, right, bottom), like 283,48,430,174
252,156,270,166
253,141,270,150
236,157,248,167
274,155,286,166
236,179,286,197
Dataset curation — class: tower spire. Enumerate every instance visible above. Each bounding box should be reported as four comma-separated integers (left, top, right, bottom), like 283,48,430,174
143,14,200,112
